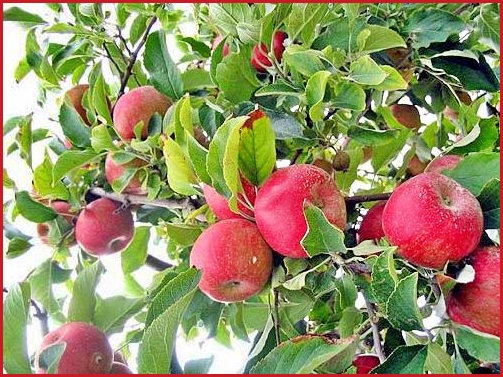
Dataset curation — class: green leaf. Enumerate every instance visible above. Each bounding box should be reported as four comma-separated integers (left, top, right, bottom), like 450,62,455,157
305,71,331,121
186,132,211,185
477,178,500,229
348,125,400,146
265,108,304,140
455,324,500,363
255,81,303,98
6,237,33,259
332,82,366,111
67,261,104,323
372,65,408,91
283,45,325,77
59,102,91,148
92,73,112,125
215,51,261,104
3,6,47,27
121,226,150,274
33,154,69,200
37,343,65,374
339,306,363,338
349,55,387,85
209,3,253,36
163,137,198,196
451,118,499,155
137,275,200,373
144,30,183,100
183,356,215,374
165,223,202,247
282,257,329,291
476,5,500,54
94,295,145,334
359,25,406,54
285,4,329,47
15,191,57,223
16,112,33,168
238,110,276,186
181,68,216,92
91,124,119,153
444,152,500,196
371,345,427,374
301,205,346,257
2,282,32,374
371,248,399,312
250,334,356,374
403,9,465,49
386,272,423,331
425,342,453,374
52,150,100,183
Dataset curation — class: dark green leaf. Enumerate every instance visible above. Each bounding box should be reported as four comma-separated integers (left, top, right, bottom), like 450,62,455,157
2,282,32,374
121,226,150,274
67,261,104,322
371,345,427,374
15,191,57,223
264,108,304,140
37,343,65,374
183,356,215,374
386,272,424,331
371,248,399,312
451,118,499,154
348,126,400,146
144,30,183,99
455,324,500,363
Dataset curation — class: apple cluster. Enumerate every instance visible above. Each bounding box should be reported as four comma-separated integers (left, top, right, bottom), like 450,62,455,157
192,164,347,303
35,322,132,374
355,155,499,337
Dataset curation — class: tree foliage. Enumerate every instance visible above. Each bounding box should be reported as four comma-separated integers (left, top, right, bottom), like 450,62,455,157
3,3,500,374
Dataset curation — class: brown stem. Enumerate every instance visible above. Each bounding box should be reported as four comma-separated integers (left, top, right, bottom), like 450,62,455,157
289,149,302,165
345,192,392,205
146,254,173,271
88,187,196,211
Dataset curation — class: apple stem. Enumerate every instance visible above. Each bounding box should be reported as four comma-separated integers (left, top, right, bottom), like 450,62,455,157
363,293,386,363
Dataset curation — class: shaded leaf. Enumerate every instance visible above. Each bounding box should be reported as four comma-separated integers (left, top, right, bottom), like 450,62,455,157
371,345,428,374
15,191,57,223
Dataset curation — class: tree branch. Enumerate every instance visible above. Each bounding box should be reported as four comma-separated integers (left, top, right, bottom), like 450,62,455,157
102,42,124,78
115,16,158,103
345,192,392,205
88,187,196,211
273,288,281,346
363,293,385,363
146,254,173,271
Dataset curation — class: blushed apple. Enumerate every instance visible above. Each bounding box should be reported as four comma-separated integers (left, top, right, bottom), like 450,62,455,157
356,201,387,244
113,86,172,141
190,219,273,302
424,154,463,174
382,172,483,269
35,322,113,374
202,177,256,220
254,164,347,258
251,31,288,72
75,198,134,256
105,152,148,195
65,84,91,126
446,245,500,337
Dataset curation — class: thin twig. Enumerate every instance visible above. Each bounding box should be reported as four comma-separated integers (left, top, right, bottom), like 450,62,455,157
116,16,158,102
273,288,281,346
289,149,302,165
345,192,392,205
88,187,195,211
102,42,124,77
145,254,173,271
363,294,385,362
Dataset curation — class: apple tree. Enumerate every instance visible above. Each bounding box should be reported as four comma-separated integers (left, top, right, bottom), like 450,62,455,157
3,3,500,374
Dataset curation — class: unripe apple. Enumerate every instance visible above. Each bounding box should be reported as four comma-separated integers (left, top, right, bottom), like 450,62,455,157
446,245,500,337
75,198,134,256
190,219,273,302
65,84,91,126
352,354,380,374
37,201,75,246
356,201,387,244
254,164,347,258
202,177,256,220
390,104,421,129
406,155,428,176
211,34,229,56
382,172,483,269
112,86,172,141
109,362,134,374
105,152,148,195
35,322,113,374
424,154,463,174
251,31,288,72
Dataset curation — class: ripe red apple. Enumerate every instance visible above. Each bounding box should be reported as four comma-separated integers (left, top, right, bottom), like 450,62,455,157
390,104,421,129
352,354,380,374
382,172,483,269
446,245,500,337
109,362,133,374
190,219,273,302
202,177,256,220
105,152,148,195
35,322,113,374
424,154,463,174
356,201,387,244
112,86,172,141
254,164,347,258
75,198,134,256
37,201,75,246
65,84,91,126
251,31,288,72
211,34,229,56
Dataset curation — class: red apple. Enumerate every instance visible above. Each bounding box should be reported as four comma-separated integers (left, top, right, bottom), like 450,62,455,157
390,104,421,129
65,84,91,126
112,86,172,141
446,245,500,337
251,31,288,72
202,177,256,220
75,198,134,256
35,322,113,374
254,164,347,258
37,201,75,246
356,201,387,244
212,34,229,56
109,362,133,374
352,354,380,374
382,172,483,269
105,152,148,195
424,154,463,174
190,219,273,302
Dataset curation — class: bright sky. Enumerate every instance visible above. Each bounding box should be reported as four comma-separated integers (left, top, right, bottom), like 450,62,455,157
2,4,253,373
